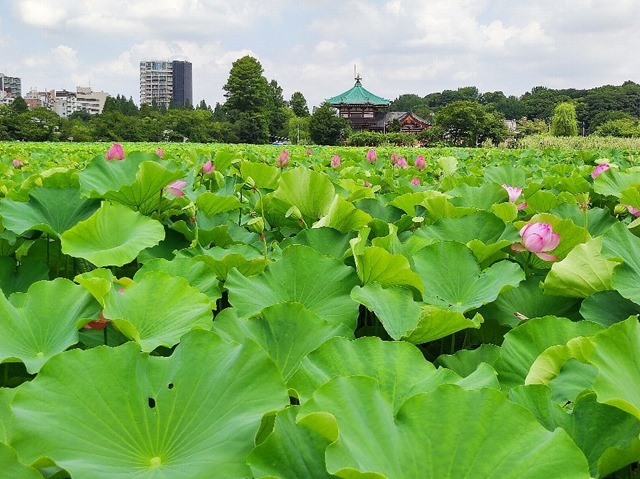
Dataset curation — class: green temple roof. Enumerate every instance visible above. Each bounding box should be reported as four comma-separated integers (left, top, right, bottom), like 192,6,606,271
326,76,390,106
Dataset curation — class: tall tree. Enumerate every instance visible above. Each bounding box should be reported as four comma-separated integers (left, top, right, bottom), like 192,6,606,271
267,79,289,138
222,56,270,143
308,102,349,145
432,100,509,146
550,102,579,136
290,92,309,117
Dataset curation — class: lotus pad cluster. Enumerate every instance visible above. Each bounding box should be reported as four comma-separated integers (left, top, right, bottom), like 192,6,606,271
0,143,639,478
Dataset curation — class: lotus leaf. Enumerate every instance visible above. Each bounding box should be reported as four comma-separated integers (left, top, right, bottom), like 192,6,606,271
11,330,289,478
413,241,524,313
0,278,100,373
226,245,360,330
298,379,590,478
61,201,165,267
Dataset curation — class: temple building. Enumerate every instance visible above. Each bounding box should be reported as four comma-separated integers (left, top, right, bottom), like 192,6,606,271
326,75,431,134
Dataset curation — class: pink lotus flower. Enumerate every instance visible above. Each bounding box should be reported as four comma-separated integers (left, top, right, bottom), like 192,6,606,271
105,143,125,161
502,184,527,211
84,311,110,330
511,222,560,261
201,159,214,174
396,157,408,168
591,163,610,179
366,149,377,163
12,158,24,168
410,177,420,185
331,154,341,168
156,148,164,157
276,150,290,168
414,155,426,170
363,181,372,187
624,205,640,217
305,148,312,156
390,152,399,165
165,180,187,197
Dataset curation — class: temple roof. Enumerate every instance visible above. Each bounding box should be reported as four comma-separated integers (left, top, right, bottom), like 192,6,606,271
326,76,390,106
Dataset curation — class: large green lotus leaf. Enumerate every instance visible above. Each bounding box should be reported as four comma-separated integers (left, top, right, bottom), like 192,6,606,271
273,168,335,222
79,153,183,214
480,275,581,329
543,237,617,298
104,271,212,352
565,392,640,479
389,191,430,216
494,316,604,390
227,245,360,330
350,284,420,340
78,151,158,195
620,185,640,210
484,164,527,187
61,201,165,267
435,343,501,377
413,241,524,313
586,317,640,420
355,197,404,223
248,406,332,479
0,278,100,373
298,379,590,479
177,244,268,280
289,336,440,409
550,204,617,237
422,195,475,223
580,291,640,327
448,182,508,209
601,222,640,304
213,302,352,382
195,192,242,217
593,167,640,198
0,442,41,479
0,388,16,443
240,161,280,190
11,330,289,478
134,257,222,309
510,386,640,479
280,227,356,260
352,245,424,293
0,186,100,238
405,305,483,344
0,257,48,296
73,267,118,306
314,195,372,233
524,189,560,212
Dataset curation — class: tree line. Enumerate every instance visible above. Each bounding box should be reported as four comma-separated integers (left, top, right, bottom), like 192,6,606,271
0,55,638,145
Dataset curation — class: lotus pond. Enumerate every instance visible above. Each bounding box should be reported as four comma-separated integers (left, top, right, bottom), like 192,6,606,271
0,142,640,478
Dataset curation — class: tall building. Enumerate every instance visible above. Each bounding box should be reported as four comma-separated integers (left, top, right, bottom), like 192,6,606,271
50,87,109,117
139,60,192,108
0,73,22,99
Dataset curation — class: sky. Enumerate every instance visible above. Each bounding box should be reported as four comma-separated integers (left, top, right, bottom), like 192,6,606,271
1,0,639,109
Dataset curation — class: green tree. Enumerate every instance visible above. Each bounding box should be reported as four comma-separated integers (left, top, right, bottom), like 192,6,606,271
10,96,29,114
222,56,270,143
550,102,579,136
267,79,289,138
433,101,509,146
290,92,309,117
308,102,350,145
594,118,639,137
288,116,310,144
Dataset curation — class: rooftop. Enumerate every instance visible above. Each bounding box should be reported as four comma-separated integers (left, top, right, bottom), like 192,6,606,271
326,75,390,106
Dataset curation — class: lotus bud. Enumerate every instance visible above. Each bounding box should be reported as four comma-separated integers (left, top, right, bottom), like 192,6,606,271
247,216,265,233
105,143,125,161
511,222,560,261
201,159,214,174
366,149,377,163
414,155,426,170
331,154,341,168
591,163,610,179
165,180,187,197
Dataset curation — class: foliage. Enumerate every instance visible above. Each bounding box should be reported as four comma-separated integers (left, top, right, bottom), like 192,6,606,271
308,102,350,145
290,91,310,117
432,100,510,146
551,102,579,137
0,142,640,477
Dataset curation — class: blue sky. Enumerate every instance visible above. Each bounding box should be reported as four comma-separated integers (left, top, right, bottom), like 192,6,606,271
1,0,639,109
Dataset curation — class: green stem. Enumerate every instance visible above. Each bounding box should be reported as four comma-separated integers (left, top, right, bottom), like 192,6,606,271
103,326,108,346
450,333,456,354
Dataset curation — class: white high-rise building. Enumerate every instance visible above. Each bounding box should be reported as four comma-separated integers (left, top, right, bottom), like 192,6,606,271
139,61,192,108
0,73,21,104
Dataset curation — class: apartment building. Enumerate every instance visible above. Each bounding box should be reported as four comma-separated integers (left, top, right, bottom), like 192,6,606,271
140,60,193,108
0,73,21,105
